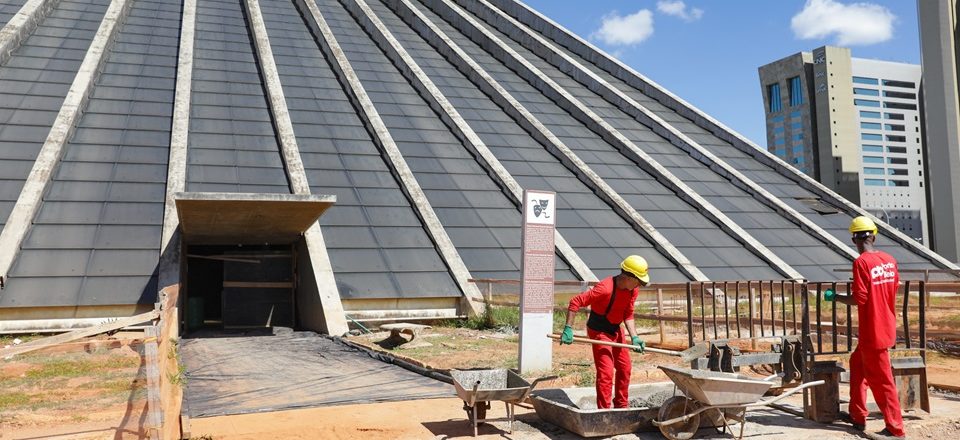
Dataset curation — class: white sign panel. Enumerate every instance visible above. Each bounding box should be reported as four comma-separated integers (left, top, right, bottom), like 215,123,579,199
519,189,556,374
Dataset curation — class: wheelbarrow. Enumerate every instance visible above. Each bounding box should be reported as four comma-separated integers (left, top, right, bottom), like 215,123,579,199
450,368,556,437
652,366,824,440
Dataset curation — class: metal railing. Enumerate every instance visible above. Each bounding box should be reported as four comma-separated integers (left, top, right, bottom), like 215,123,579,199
467,277,948,359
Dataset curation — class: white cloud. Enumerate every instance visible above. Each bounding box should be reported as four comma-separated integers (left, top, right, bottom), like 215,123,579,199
591,10,654,46
656,1,704,22
791,0,895,46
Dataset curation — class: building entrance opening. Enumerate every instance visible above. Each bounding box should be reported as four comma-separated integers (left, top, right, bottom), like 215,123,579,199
185,244,295,330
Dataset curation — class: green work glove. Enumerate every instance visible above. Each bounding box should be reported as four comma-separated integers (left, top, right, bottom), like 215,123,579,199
631,336,645,353
561,325,574,345
823,289,835,302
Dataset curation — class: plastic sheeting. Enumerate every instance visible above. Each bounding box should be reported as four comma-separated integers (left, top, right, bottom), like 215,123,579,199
180,328,452,417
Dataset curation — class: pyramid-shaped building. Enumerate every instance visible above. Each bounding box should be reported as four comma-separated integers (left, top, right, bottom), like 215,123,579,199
0,0,955,333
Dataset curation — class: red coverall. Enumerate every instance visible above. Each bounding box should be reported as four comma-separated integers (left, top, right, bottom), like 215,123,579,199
849,250,904,437
568,276,638,408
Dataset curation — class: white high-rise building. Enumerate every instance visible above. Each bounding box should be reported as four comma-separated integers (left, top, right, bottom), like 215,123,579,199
759,46,927,244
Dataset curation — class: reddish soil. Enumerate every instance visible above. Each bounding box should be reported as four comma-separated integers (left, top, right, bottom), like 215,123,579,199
188,397,541,440
0,336,147,440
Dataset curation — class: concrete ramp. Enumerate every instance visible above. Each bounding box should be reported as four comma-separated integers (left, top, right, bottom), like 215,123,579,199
180,329,451,417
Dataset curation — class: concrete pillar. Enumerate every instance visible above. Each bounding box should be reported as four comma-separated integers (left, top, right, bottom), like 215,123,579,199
243,0,348,335
159,0,196,291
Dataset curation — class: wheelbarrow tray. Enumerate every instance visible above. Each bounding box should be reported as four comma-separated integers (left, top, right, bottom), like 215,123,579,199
450,368,532,404
659,366,773,406
531,383,724,438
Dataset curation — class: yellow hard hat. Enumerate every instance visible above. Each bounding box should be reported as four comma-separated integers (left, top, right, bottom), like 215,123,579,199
849,216,878,236
620,255,650,284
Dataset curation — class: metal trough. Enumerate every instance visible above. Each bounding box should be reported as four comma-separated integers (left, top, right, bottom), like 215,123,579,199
450,368,554,436
530,383,692,437
659,366,773,406
450,368,533,404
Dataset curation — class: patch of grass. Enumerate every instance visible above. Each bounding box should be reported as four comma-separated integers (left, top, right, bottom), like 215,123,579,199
576,369,596,387
70,414,88,423
454,305,521,331
25,355,139,380
0,333,43,346
0,392,32,410
88,378,143,394
167,338,187,387
940,314,960,330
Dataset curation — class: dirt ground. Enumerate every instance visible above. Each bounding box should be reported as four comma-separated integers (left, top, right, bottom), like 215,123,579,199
188,389,960,440
0,333,148,440
347,325,694,388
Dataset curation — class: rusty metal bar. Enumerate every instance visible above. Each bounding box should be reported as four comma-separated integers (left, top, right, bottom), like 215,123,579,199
700,282,707,341
759,281,765,337
902,280,911,349
711,281,718,339
815,283,823,354
723,281,730,339
791,281,798,334
748,281,754,339
780,280,786,336
686,282,694,348
919,281,926,361
770,280,776,336
831,281,838,353
735,281,742,339
801,281,811,412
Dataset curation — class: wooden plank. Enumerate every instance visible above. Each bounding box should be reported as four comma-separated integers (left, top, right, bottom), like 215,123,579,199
0,309,160,359
931,382,960,393
186,254,260,264
222,281,293,289
144,326,162,439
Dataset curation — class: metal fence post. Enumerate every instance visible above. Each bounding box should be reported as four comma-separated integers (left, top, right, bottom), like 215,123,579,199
657,288,666,345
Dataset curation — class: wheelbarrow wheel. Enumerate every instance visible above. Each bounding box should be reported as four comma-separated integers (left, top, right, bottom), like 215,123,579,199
463,401,489,423
657,396,700,440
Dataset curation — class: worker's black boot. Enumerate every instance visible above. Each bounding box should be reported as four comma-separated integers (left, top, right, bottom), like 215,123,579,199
839,412,865,432
867,428,905,440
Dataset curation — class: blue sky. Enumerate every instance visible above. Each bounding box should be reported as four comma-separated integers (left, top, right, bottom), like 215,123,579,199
519,0,921,147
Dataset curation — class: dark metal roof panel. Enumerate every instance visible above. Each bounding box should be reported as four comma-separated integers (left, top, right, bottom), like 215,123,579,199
3,0,179,308
187,0,289,195
0,0,111,230
0,0,27,29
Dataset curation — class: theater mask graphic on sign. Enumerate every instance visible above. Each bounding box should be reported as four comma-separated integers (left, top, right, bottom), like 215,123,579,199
525,192,555,225
533,200,550,218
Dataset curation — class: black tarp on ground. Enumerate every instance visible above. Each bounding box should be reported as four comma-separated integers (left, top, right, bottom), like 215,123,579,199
180,328,453,417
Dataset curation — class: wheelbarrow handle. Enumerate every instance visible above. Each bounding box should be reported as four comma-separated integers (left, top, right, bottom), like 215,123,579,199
547,333,683,357
516,375,558,403
469,380,480,407
529,375,558,389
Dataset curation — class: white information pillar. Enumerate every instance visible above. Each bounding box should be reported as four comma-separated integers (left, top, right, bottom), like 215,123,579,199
518,189,556,374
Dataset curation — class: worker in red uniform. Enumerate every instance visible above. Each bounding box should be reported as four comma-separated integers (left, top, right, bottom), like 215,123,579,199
826,216,905,440
559,255,648,409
